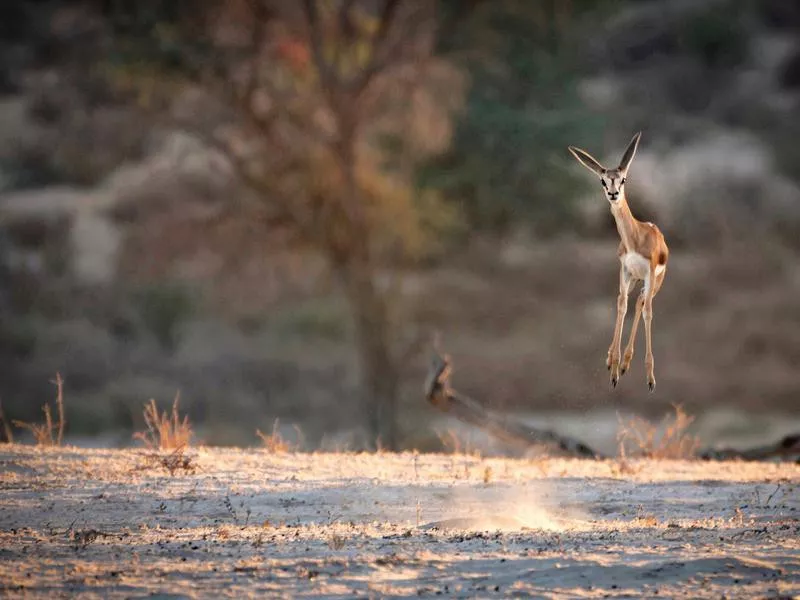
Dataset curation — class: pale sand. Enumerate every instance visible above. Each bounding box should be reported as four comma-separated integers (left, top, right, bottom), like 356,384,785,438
0,447,798,598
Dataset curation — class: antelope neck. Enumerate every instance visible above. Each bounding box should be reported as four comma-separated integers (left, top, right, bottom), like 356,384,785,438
609,193,638,252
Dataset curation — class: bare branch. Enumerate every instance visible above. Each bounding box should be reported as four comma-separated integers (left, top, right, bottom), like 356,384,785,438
348,0,430,96
333,0,358,72
349,0,401,92
375,0,402,46
179,124,315,239
301,0,415,103
301,0,339,90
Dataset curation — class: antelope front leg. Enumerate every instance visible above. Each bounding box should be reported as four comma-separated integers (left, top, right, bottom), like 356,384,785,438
643,272,656,392
620,292,644,376
607,267,631,388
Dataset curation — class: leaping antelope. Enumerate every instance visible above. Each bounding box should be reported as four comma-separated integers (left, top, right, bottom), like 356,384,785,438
568,132,668,391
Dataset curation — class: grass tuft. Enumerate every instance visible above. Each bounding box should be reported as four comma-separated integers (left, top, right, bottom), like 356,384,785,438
12,373,65,446
256,419,302,453
133,394,193,450
617,404,701,460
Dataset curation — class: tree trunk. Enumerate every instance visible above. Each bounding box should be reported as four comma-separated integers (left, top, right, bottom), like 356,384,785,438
335,115,399,450
341,260,398,450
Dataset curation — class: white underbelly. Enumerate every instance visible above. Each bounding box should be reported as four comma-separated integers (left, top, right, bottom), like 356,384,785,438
623,252,653,280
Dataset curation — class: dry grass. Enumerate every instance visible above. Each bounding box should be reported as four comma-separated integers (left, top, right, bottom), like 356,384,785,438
435,428,482,457
255,419,301,453
617,404,701,460
71,528,115,550
482,465,493,484
12,373,65,446
133,394,193,450
634,505,659,528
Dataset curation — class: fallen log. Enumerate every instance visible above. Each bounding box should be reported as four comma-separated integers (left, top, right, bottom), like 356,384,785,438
423,348,605,459
700,434,800,463
423,346,799,463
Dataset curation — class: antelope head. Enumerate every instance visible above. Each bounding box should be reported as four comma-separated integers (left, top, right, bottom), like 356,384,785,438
568,132,641,205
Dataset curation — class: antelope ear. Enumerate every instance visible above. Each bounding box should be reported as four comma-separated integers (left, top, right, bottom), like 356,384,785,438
568,146,605,176
618,132,642,173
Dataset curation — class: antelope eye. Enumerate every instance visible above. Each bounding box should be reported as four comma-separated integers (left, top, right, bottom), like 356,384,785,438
621,178,626,185
601,180,607,188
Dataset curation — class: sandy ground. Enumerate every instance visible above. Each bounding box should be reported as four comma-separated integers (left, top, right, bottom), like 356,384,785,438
0,446,798,599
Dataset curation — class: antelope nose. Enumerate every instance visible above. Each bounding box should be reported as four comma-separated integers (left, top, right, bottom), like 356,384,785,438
609,192,619,200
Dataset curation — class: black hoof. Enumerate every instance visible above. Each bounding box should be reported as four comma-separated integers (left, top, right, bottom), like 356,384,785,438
611,378,618,388
648,381,655,392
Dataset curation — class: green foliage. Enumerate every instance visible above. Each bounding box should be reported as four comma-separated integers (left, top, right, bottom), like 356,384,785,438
420,0,607,234
678,3,750,69
132,282,195,351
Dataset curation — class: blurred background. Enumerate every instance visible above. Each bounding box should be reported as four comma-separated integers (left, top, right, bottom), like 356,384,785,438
0,0,799,453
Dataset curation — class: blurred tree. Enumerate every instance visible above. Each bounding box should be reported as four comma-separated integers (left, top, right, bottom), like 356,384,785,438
100,0,450,449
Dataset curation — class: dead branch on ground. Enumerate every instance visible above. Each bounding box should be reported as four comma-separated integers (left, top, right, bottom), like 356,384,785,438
424,343,799,463
423,346,603,459
700,434,800,463
133,445,197,476
71,528,117,550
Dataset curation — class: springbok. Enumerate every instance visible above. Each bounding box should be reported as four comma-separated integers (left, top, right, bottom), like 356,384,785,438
568,132,668,392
